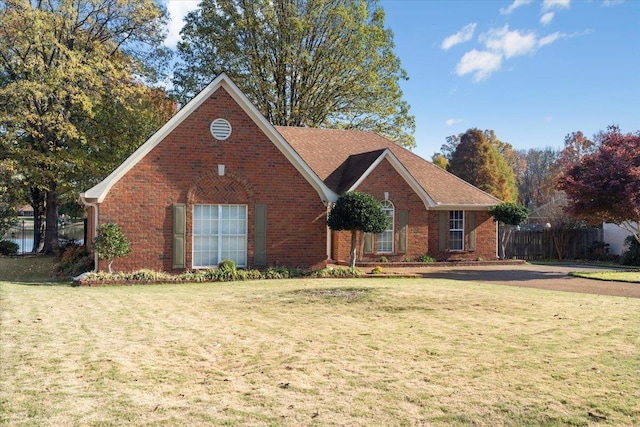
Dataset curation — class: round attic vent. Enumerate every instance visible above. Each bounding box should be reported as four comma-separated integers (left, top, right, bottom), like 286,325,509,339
210,118,232,140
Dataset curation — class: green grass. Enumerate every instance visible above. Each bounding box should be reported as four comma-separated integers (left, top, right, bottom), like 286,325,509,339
0,255,60,283
1,262,639,426
570,270,640,283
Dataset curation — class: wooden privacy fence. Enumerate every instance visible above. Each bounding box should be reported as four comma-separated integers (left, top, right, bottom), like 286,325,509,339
503,226,603,260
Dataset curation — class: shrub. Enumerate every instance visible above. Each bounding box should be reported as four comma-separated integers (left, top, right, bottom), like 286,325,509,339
0,239,19,256
379,256,389,263
93,223,131,273
218,259,237,271
55,243,94,277
621,236,640,266
129,269,174,282
417,254,436,263
310,267,362,278
371,266,383,274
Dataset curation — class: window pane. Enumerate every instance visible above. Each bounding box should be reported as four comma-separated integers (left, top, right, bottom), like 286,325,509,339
377,200,394,253
449,210,464,251
193,204,247,267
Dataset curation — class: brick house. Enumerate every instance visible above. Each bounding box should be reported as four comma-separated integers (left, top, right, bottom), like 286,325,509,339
80,73,500,272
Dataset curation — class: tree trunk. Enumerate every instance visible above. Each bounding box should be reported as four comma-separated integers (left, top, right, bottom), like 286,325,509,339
42,181,59,254
349,230,357,268
29,187,45,253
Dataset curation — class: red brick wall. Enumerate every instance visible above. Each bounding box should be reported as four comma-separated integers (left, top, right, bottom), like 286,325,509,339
427,210,497,261
96,87,328,272
330,158,498,263
331,158,429,263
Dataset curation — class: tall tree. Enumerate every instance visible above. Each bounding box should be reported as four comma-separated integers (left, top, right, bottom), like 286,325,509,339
174,0,415,147
0,0,171,253
558,126,640,243
448,128,518,202
558,131,595,167
517,147,560,208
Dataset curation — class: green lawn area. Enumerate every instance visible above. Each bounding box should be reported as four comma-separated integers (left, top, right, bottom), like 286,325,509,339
1,261,639,426
0,255,59,283
570,270,640,283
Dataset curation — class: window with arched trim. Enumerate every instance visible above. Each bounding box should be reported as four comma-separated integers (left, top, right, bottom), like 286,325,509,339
377,200,394,253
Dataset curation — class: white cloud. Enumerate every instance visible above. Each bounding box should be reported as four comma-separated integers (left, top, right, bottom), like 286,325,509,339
455,49,503,82
445,118,463,126
542,0,571,11
540,12,555,25
603,0,624,6
479,25,537,58
441,23,477,50
163,0,200,48
538,32,562,47
500,0,534,15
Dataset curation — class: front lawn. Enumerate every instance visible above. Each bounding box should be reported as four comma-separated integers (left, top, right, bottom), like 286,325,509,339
1,276,639,426
570,270,640,283
0,255,59,283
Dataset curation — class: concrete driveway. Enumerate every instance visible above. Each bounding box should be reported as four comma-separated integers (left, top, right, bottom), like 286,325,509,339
411,263,640,298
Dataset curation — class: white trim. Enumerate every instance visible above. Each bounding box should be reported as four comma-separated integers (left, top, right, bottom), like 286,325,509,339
377,200,394,253
78,193,99,272
82,73,336,205
348,149,436,209
433,204,496,210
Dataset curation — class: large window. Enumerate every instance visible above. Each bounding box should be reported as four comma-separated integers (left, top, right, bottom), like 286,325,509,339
193,204,247,268
377,200,394,253
449,210,464,251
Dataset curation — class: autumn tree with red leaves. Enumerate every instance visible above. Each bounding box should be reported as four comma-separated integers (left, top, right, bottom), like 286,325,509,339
558,126,640,243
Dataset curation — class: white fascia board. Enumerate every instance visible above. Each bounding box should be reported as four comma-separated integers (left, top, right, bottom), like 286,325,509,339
82,73,336,205
347,149,436,209
431,203,498,211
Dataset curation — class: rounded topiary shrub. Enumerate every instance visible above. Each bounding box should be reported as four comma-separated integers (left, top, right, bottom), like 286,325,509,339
218,259,237,271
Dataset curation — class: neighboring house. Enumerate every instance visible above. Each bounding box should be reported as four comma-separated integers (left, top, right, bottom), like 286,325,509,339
603,223,637,256
80,73,500,272
17,205,34,217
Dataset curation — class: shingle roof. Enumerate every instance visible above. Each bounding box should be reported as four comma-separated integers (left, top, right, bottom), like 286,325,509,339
275,126,501,208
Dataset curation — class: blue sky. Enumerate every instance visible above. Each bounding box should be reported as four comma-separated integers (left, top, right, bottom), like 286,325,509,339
163,0,639,161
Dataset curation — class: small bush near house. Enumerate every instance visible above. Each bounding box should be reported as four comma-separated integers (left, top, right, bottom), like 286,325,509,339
0,239,19,256
93,223,131,273
129,269,174,282
621,236,640,266
263,266,306,279
218,259,237,271
310,267,362,278
371,266,383,274
78,265,362,284
379,256,389,263
54,242,94,278
417,254,436,263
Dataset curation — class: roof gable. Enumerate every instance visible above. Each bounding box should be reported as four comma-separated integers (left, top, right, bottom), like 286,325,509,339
81,73,335,204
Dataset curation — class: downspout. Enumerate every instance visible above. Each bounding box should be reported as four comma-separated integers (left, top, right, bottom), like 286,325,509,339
325,202,332,263
79,194,99,272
